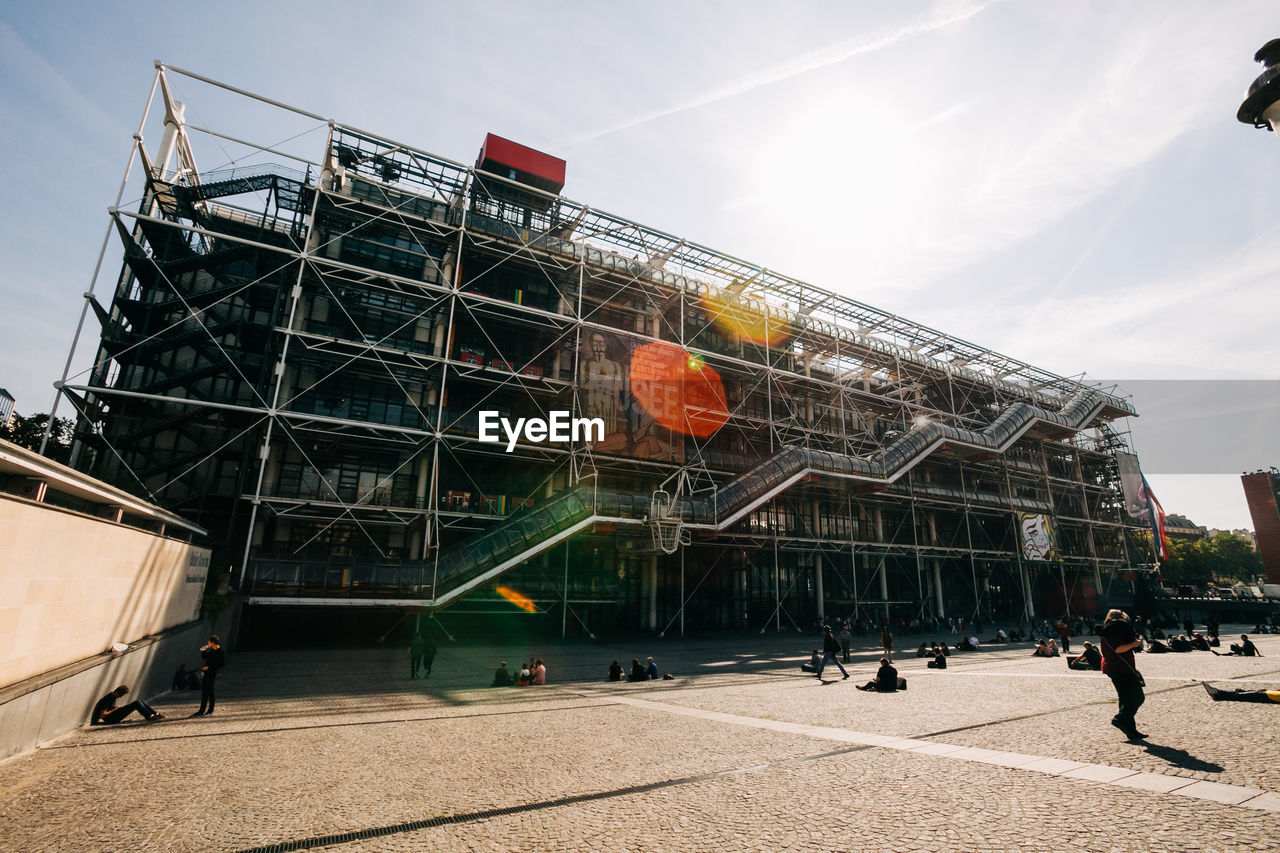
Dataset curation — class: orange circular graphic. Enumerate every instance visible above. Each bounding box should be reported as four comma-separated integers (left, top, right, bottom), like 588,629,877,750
629,342,729,438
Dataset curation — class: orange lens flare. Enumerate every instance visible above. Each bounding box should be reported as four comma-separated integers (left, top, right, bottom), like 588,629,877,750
495,585,537,613
700,290,790,347
629,342,729,438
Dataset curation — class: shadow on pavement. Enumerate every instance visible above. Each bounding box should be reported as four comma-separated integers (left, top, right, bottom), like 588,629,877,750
1140,742,1224,773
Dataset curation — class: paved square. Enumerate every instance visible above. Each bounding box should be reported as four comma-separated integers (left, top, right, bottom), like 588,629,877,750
2,628,1278,851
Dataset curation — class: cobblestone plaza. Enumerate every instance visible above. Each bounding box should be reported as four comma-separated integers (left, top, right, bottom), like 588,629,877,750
2,629,1278,852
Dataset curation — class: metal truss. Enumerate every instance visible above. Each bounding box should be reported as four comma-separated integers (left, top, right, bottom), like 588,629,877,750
52,64,1158,634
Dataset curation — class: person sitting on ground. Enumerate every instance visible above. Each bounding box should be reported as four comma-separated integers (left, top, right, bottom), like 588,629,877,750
645,657,659,681
956,635,978,651
172,664,200,690
1190,633,1212,652
801,649,821,673
91,685,164,725
492,661,513,687
927,649,947,669
1218,634,1262,657
937,642,950,656
917,643,929,658
1046,639,1060,657
1170,634,1193,653
517,662,532,687
533,658,547,685
628,658,648,682
857,658,906,692
608,660,623,682
1146,638,1170,653
1033,640,1051,657
1067,641,1103,671
993,628,1008,643
1203,682,1280,703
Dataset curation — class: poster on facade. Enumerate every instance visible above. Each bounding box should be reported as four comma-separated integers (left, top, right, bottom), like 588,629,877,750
578,329,684,462
1016,512,1060,562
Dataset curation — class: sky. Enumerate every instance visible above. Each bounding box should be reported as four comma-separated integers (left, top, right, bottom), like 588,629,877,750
0,0,1277,530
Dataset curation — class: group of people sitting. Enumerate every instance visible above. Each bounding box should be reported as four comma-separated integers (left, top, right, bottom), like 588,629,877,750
1146,632,1216,653
490,658,547,687
912,642,949,669
609,657,666,681
1032,639,1061,657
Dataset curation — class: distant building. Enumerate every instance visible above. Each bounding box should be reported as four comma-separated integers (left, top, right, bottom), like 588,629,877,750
0,389,13,427
1242,469,1280,583
1162,514,1207,543
1205,528,1257,548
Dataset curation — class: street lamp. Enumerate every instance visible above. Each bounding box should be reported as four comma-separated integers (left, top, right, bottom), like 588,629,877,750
1238,39,1280,136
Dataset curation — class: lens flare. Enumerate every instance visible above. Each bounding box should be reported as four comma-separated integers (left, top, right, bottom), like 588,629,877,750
629,342,729,438
495,585,537,612
700,289,790,347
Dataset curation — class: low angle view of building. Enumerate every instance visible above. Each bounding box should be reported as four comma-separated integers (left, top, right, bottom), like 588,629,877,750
56,66,1159,644
5,9,1280,851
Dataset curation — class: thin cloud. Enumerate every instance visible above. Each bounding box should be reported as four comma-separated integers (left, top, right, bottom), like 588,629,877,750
0,23,131,139
553,0,1005,149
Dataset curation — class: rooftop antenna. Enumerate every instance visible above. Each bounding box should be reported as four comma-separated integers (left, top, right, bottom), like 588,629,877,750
1237,38,1280,136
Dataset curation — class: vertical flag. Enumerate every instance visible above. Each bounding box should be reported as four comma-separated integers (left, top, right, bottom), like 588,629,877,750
1142,475,1170,562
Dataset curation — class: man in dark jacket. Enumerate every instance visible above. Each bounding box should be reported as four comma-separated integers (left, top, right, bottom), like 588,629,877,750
1100,610,1146,740
857,658,904,691
92,685,163,724
1214,634,1262,657
192,635,225,717
410,634,426,678
814,626,849,680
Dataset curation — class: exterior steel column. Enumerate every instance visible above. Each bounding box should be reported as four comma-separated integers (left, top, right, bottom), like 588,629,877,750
647,555,658,631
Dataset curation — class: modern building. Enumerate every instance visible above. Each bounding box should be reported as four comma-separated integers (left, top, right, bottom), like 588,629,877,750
60,66,1154,642
1242,469,1280,583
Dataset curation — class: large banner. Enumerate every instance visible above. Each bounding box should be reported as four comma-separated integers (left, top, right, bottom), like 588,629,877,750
578,330,684,462
1017,512,1060,562
1115,452,1170,562
1116,452,1150,522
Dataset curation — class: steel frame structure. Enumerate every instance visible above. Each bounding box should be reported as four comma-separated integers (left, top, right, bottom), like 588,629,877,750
55,65,1156,638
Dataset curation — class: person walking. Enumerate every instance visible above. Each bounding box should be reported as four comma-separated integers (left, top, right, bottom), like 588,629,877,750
880,625,894,662
839,621,852,663
1099,610,1146,740
422,633,438,677
815,625,849,681
409,633,426,678
192,635,225,717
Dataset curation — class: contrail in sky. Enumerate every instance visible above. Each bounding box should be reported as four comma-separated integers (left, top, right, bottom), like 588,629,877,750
554,0,1006,149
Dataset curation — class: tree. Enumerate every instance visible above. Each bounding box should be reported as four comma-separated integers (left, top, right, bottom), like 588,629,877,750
0,413,75,465
1208,533,1264,583
1164,533,1263,585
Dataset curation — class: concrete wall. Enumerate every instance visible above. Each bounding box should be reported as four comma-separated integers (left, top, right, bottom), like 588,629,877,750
0,603,239,761
0,494,211,689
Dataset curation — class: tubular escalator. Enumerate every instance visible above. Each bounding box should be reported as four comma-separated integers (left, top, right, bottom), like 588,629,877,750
420,388,1124,608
